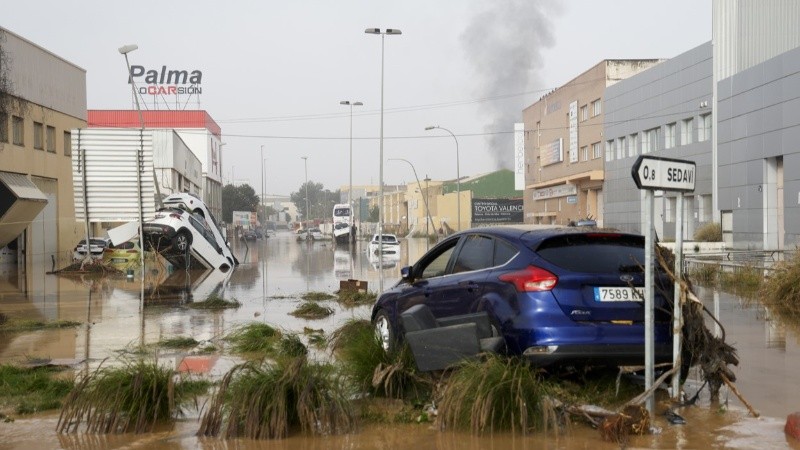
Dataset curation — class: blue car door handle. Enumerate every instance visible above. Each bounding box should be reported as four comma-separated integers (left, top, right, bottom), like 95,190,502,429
458,280,477,292
423,288,432,297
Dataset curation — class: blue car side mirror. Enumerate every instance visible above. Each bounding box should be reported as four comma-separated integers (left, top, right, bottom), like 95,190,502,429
401,265,413,280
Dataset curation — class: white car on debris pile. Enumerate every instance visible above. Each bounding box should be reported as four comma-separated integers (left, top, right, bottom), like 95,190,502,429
143,207,235,272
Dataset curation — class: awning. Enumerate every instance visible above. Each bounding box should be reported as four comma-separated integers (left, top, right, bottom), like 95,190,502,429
0,171,48,249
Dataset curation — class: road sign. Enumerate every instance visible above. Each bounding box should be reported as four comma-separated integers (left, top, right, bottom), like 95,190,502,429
631,155,696,192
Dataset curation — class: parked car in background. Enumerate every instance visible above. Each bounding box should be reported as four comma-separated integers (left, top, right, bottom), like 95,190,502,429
371,225,674,368
369,234,400,255
143,208,234,272
308,227,326,241
102,240,141,266
73,238,111,261
240,229,258,241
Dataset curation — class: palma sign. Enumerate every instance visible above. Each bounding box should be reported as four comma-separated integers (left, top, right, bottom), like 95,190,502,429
128,65,203,95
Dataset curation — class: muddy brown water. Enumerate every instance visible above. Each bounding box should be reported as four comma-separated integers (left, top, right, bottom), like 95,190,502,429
1,231,799,449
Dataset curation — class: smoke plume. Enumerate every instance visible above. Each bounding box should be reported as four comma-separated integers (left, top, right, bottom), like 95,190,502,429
462,1,560,168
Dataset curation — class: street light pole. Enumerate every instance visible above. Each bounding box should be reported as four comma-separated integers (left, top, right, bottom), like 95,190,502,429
425,125,460,232
340,101,364,207
119,44,145,264
388,158,433,251
366,27,402,294
301,156,309,229
260,145,265,231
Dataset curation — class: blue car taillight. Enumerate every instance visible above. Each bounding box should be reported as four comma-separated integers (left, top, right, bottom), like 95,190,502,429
498,265,558,292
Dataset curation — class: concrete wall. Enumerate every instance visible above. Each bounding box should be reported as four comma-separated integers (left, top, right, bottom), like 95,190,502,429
717,44,800,249
604,43,714,239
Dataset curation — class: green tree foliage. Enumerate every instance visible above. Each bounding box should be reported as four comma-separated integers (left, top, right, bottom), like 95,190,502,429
221,184,259,223
290,182,340,223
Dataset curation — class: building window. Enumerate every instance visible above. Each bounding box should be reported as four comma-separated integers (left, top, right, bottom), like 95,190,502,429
33,121,44,150
665,197,676,223
605,140,614,162
63,131,72,156
580,145,588,162
591,99,602,117
628,133,638,157
698,113,712,142
0,113,8,143
665,122,676,149
46,126,56,153
592,142,601,159
681,118,693,145
12,116,23,145
699,194,712,222
580,105,588,122
642,127,659,154
616,136,625,160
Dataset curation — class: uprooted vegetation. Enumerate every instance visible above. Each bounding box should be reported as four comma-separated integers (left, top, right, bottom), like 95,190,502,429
188,294,241,310
0,318,82,332
57,359,210,434
289,302,334,319
197,357,355,439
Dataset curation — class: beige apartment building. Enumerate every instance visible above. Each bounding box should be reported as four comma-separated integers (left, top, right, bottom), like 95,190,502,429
522,60,662,226
0,27,87,292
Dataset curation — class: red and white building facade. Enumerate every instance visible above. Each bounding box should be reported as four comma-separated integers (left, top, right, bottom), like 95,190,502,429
87,110,225,219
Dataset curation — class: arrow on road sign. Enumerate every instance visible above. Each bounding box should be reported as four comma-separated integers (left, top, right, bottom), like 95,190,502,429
631,155,696,192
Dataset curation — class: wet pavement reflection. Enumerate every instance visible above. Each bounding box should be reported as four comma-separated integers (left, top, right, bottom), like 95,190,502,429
1,231,800,449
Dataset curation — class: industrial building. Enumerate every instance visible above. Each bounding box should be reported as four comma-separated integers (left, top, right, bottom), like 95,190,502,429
0,26,87,293
521,59,662,227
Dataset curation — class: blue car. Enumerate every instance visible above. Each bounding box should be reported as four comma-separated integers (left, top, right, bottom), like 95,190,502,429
371,225,674,367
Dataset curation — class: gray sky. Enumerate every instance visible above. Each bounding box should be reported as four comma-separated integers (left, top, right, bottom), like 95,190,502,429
3,0,711,197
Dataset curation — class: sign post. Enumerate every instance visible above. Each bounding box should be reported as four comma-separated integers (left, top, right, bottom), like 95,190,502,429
631,155,696,415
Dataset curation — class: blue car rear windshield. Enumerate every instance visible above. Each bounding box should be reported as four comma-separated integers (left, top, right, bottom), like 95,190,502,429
535,234,646,274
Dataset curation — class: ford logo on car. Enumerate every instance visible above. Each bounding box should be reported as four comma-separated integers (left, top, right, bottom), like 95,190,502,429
620,274,634,282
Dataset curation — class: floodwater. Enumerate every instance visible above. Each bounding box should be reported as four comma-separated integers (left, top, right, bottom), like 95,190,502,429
1,231,799,449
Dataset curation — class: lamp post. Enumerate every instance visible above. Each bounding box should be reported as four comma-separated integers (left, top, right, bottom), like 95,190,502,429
365,27,402,293
301,156,309,229
425,125,460,232
340,101,363,207
388,158,433,251
119,44,145,264
424,175,431,238
260,145,265,232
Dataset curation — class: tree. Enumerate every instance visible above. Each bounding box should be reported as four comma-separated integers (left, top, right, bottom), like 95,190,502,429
221,183,259,223
290,181,340,223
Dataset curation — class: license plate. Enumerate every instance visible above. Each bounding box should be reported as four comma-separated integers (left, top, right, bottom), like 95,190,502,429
112,258,128,263
593,287,644,302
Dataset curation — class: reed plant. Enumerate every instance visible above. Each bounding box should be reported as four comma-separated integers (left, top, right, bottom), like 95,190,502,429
437,355,548,434
694,222,722,242
761,251,800,328
225,323,281,354
331,319,430,400
57,359,205,434
197,357,355,439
